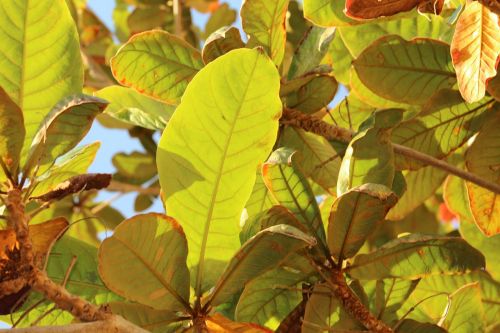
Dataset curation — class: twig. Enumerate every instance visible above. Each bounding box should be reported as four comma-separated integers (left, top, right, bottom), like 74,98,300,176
173,0,183,37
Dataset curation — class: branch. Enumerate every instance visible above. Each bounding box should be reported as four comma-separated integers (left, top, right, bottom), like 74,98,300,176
107,180,160,196
281,108,500,195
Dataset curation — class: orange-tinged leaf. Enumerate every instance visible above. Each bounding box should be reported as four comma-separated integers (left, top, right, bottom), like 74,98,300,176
451,2,500,103
0,229,17,261
30,217,69,259
206,313,272,332
0,88,25,176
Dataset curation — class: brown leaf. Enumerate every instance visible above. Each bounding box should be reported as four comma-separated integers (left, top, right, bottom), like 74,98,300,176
345,0,443,19
31,173,112,202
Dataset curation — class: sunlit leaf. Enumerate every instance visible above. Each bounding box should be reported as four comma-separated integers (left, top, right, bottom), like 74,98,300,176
303,0,358,27
0,87,24,176
328,184,398,261
323,32,353,85
346,234,485,280
111,30,204,104
157,49,281,296
396,319,446,333
113,151,156,184
284,75,337,114
440,283,485,333
127,7,169,35
323,94,374,131
202,26,245,64
98,213,190,312
241,0,289,66
451,1,500,103
374,278,420,323
206,313,272,332
443,175,474,222
353,36,456,105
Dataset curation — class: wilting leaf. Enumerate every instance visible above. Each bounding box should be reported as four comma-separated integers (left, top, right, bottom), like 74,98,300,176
374,278,420,323
0,0,83,162
328,184,397,261
0,88,24,176
23,95,108,176
111,30,204,104
206,313,272,332
204,3,237,38
202,26,245,64
451,1,500,103
241,0,289,66
346,234,485,280
157,49,281,296
32,173,111,202
353,36,455,104
209,225,315,306
345,0,444,20
440,283,485,333
465,112,500,236
303,0,358,27
284,75,338,114
98,213,190,312
95,86,174,130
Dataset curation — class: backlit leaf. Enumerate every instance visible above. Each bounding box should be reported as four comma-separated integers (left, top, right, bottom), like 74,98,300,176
284,75,338,114
323,94,374,131
30,217,69,266
396,319,446,333
440,283,485,333
127,7,169,35
202,26,245,64
374,278,420,323
113,151,156,184
203,3,236,38
157,49,281,296
0,87,24,175
206,313,272,332
443,175,474,222
303,0,358,27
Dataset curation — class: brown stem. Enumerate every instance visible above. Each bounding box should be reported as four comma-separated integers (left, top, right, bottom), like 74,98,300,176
281,108,500,195
173,0,184,37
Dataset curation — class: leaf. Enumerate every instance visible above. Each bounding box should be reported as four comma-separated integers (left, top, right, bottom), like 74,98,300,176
328,184,398,261
0,0,84,161
284,75,338,114
31,142,100,198
392,91,493,170
323,94,374,131
337,109,402,195
353,36,456,105
98,213,190,312
0,88,24,175
303,0,358,27
260,206,308,233
346,234,485,280
113,151,157,184
287,26,336,79
110,30,204,104
451,2,500,103
127,7,168,35
241,0,289,66
157,49,281,296
23,95,108,176
443,175,474,222
323,32,353,85
209,224,315,306
281,127,341,193
203,3,236,38
262,148,326,247
374,278,420,323
202,26,245,64
29,217,69,266
345,0,444,20
206,313,273,332
95,85,175,130
439,283,485,333
465,112,500,236
395,319,446,333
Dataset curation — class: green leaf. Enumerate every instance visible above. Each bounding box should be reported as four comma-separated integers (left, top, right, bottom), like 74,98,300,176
374,278,420,323
0,0,84,162
98,213,191,312
287,26,335,79
157,49,281,296
23,95,107,176
337,109,402,195
346,234,485,280
95,85,175,130
303,0,358,27
113,151,156,184
111,30,204,104
127,7,169,35
443,175,474,222
241,0,289,66
262,148,326,247
281,127,341,194
202,26,245,65
465,112,500,236
440,283,485,333
395,319,447,333
328,184,398,261
284,75,337,114
203,3,236,38
392,91,493,170
323,94,374,131
0,87,24,176
209,224,315,306
353,36,456,105
324,32,353,85
31,142,100,198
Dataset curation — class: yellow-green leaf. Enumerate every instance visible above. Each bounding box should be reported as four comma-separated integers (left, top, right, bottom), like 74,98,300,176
202,26,245,64
203,3,236,38
439,283,485,333
303,0,357,27
284,75,337,114
0,87,24,176
451,1,500,103
157,49,281,297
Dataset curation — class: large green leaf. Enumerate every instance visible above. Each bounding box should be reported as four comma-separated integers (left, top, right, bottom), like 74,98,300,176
0,0,83,161
202,26,245,64
0,87,24,176
392,91,493,170
440,283,485,333
353,36,456,105
328,184,398,261
23,95,107,176
110,30,204,104
157,49,281,297
241,0,289,66
303,0,358,27
95,85,175,130
262,148,326,247
465,112,500,236
208,224,315,307
98,213,191,312
346,235,485,280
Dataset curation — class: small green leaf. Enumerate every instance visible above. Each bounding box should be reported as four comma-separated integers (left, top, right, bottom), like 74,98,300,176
157,49,281,296
113,151,156,184
284,75,337,114
347,235,485,280
209,224,315,307
241,0,289,66
440,283,485,333
353,36,456,105
0,87,24,176
328,184,398,261
111,30,204,104
23,95,107,176
98,213,191,312
95,85,175,130
202,26,245,64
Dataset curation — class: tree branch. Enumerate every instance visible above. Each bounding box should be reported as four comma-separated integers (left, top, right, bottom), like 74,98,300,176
281,108,500,195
